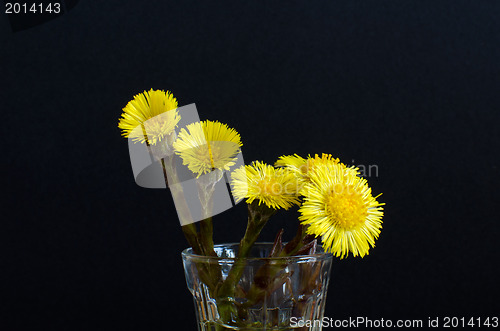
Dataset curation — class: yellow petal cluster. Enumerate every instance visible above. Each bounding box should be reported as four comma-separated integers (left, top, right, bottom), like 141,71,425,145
299,160,384,258
118,89,179,145
173,120,243,177
231,161,301,210
276,153,358,191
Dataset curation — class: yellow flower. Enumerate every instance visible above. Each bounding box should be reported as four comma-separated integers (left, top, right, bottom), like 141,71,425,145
173,120,243,177
231,161,301,210
275,154,308,176
118,89,179,145
299,161,384,258
276,153,357,191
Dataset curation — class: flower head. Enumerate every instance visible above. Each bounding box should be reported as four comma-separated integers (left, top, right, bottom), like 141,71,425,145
275,154,308,175
173,120,243,177
231,161,301,210
299,161,384,258
118,89,179,145
276,153,358,192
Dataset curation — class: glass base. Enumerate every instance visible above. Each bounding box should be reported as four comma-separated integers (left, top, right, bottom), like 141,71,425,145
183,243,333,331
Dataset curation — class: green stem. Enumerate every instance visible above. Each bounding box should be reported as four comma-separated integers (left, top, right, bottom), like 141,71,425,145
196,171,223,291
159,157,220,293
196,169,222,257
199,216,223,295
218,203,276,296
199,217,216,256
240,224,312,311
161,157,194,225
216,202,276,324
181,223,202,254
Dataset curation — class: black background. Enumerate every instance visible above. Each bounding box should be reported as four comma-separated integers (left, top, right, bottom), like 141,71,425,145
2,1,499,330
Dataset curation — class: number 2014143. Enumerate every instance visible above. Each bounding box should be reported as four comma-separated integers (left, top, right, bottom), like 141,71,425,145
5,3,61,14
443,317,499,328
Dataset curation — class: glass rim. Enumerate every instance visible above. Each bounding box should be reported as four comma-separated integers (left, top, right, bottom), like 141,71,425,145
181,242,333,262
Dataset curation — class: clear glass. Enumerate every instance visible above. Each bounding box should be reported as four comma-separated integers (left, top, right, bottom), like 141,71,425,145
182,243,333,330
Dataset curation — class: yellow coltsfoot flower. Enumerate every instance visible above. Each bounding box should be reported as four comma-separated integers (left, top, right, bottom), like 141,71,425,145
299,161,384,258
276,153,358,192
275,154,308,176
118,89,179,145
173,120,243,177
231,161,301,210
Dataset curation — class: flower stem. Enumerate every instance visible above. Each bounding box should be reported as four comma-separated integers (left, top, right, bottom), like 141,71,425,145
215,202,276,324
181,223,202,254
199,217,216,256
159,157,219,291
240,224,314,311
196,169,223,257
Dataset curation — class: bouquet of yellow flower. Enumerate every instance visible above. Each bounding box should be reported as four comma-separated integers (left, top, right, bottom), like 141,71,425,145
118,89,384,330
